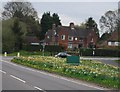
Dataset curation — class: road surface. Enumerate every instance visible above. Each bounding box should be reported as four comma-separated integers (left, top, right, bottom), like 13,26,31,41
81,57,119,67
1,56,106,91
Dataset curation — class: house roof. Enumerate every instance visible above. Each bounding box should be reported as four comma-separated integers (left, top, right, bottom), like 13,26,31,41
46,26,91,38
24,36,40,43
108,31,118,41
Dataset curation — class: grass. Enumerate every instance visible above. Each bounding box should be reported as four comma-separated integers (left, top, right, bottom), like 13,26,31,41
2,50,51,56
114,60,120,63
11,56,120,89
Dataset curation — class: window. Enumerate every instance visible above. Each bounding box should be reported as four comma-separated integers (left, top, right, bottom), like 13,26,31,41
108,42,115,46
79,38,83,42
53,30,57,35
68,36,73,41
91,38,93,42
75,37,77,41
68,43,72,48
115,42,120,46
108,41,120,46
61,35,65,40
108,42,112,46
47,36,50,39
111,42,115,46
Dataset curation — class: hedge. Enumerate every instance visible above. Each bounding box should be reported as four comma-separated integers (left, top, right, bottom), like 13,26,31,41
23,45,64,52
79,48,120,57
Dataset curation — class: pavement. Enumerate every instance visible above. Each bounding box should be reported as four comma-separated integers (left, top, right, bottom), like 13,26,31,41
1,56,107,91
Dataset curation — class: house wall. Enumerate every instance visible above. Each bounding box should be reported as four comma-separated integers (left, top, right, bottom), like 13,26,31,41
45,25,98,50
86,31,98,47
58,30,68,49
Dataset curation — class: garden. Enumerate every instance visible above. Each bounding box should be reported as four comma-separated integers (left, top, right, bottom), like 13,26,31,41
11,56,120,89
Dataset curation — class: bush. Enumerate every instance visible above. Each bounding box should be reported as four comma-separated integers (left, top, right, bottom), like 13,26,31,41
45,45,64,52
95,49,120,57
22,44,43,51
79,48,120,57
23,45,64,52
80,48,93,56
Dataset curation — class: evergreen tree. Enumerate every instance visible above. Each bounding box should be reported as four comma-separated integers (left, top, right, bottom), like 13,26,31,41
85,17,96,29
52,13,61,27
40,12,61,40
85,17,99,37
40,12,53,40
12,18,23,51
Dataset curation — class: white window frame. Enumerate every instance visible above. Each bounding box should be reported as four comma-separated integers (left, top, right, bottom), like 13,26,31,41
75,37,77,41
68,36,73,41
108,41,120,46
47,36,50,39
68,43,72,48
61,35,65,40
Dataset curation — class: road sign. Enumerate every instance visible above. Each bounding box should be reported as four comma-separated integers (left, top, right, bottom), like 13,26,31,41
66,56,80,64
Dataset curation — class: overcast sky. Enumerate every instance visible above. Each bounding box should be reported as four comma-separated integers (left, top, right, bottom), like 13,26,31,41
31,2,118,27
1,0,119,35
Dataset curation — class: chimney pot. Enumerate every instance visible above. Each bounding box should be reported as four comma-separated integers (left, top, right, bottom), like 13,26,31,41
69,22,74,29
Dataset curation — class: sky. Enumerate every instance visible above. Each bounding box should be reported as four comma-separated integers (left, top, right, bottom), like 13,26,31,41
31,2,118,27
1,0,119,35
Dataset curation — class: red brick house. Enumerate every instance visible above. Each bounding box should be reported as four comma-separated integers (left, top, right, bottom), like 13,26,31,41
99,31,120,48
44,23,98,50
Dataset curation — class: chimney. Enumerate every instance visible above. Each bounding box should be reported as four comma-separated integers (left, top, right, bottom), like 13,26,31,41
69,22,75,30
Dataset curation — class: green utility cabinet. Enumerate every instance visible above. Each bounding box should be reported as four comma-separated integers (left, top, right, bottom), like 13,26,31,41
66,56,80,64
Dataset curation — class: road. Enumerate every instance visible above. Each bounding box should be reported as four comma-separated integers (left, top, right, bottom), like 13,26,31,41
81,57,119,67
1,56,106,91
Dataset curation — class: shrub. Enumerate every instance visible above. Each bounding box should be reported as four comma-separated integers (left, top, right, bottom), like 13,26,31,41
79,48,120,57
22,45,64,53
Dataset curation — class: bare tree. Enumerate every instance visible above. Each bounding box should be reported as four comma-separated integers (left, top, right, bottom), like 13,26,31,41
99,10,118,34
2,2,38,20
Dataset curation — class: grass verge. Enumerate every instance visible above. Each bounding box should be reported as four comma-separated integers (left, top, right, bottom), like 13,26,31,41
5,50,51,56
114,60,120,63
11,56,120,89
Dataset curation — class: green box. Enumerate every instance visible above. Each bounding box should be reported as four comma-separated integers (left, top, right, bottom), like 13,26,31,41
66,56,80,64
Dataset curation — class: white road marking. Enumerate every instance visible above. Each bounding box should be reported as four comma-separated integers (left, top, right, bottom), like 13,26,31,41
0,70,6,74
34,86,43,90
2,59,105,90
10,75,26,83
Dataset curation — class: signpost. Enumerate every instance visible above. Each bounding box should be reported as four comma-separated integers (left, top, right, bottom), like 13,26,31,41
93,48,95,56
17,52,20,57
66,55,80,65
4,52,7,57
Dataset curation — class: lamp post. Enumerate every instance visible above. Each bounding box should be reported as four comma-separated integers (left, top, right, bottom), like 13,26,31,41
42,43,45,56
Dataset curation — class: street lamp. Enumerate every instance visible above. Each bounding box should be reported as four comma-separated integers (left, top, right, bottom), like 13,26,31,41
42,43,46,56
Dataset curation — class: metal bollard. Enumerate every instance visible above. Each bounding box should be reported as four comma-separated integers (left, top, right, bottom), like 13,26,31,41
17,52,20,57
4,52,7,57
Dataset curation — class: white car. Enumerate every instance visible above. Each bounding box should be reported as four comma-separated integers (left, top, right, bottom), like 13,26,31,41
55,52,71,58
